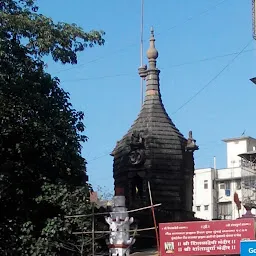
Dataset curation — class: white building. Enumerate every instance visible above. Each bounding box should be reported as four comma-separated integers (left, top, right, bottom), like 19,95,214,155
193,136,256,220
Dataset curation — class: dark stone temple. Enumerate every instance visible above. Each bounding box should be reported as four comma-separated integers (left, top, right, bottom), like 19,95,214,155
111,28,199,246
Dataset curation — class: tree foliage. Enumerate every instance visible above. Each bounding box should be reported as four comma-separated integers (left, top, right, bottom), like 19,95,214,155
0,0,105,255
0,0,105,64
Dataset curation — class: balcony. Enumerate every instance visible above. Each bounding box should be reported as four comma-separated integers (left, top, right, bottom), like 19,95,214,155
216,167,241,180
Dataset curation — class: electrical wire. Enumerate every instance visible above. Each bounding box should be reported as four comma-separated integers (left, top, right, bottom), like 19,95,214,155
167,48,255,69
88,152,110,163
156,0,229,35
171,39,253,115
62,73,133,83
54,0,230,75
61,48,255,83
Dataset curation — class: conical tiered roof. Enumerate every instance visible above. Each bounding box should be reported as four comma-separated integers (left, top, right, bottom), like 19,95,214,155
112,28,185,157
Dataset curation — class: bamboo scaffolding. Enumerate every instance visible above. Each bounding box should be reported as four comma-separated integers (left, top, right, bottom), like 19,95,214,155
65,203,161,219
70,189,162,254
92,202,95,256
72,227,157,235
148,181,160,256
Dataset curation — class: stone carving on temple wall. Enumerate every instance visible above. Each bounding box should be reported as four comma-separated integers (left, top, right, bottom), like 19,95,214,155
128,130,146,166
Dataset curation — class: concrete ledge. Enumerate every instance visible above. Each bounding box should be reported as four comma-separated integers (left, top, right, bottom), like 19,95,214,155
131,249,158,256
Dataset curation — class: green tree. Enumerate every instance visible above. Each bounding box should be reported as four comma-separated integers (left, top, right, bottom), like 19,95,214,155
0,0,105,255
0,0,104,64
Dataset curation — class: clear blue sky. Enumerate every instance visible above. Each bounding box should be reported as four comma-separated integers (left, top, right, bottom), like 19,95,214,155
37,0,255,193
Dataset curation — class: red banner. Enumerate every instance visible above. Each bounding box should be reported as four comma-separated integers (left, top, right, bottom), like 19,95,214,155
159,218,255,256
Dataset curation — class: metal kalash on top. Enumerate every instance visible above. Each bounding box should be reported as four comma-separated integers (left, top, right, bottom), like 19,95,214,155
105,188,135,256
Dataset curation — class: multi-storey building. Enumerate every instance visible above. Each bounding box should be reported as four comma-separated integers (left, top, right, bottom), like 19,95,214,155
193,136,256,220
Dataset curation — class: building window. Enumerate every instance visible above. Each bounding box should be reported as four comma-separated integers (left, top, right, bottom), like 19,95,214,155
218,202,232,218
225,181,231,190
220,181,231,190
219,183,225,189
196,206,201,211
204,205,209,211
204,180,208,189
236,180,241,190
225,189,231,197
231,160,236,165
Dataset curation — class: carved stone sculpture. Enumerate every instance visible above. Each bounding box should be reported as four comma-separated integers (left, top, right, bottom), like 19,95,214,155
128,131,145,166
105,195,135,256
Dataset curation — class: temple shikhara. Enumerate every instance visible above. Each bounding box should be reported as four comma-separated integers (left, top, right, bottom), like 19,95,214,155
111,28,199,247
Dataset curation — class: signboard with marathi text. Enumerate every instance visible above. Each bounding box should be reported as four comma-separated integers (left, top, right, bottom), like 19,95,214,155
159,218,255,256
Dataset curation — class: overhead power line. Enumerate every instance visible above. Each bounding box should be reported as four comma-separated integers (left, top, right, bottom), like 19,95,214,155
54,0,230,75
62,73,132,83
87,152,110,163
61,48,255,83
172,39,253,115
167,48,255,69
156,0,229,35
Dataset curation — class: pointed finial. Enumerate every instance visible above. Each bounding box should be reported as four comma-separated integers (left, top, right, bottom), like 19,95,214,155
146,26,158,61
150,26,154,36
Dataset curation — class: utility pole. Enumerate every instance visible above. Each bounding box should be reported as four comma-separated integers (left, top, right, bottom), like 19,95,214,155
251,0,256,84
253,0,256,40
140,0,145,106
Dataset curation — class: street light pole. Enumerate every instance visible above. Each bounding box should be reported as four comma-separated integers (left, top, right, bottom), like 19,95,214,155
250,0,256,84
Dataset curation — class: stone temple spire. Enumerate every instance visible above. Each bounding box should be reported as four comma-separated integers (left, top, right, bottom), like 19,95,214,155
138,27,161,102
112,27,198,242
146,27,158,69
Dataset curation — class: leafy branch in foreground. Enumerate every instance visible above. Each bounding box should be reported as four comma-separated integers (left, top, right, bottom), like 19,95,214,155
0,0,105,64
0,0,105,255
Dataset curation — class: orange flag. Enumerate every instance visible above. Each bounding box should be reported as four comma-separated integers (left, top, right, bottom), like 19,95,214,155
234,192,241,210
